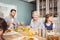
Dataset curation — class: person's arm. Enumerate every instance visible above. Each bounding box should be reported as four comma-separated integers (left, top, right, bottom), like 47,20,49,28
53,23,55,32
18,22,24,26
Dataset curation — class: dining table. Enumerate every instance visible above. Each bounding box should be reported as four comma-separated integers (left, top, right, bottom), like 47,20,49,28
3,26,60,40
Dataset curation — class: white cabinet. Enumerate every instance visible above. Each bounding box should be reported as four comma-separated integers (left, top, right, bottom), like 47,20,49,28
36,0,58,17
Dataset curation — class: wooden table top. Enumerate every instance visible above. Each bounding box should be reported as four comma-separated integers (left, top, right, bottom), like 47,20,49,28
3,28,60,40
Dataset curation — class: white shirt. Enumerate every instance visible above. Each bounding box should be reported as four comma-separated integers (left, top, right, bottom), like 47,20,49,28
30,18,42,29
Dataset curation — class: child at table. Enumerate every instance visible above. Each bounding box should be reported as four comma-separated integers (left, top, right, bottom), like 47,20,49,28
43,14,55,32
0,18,8,40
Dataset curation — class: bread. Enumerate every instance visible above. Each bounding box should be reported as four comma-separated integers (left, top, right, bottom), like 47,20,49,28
28,38,34,40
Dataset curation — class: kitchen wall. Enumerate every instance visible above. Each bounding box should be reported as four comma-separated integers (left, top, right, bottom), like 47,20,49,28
0,0,33,25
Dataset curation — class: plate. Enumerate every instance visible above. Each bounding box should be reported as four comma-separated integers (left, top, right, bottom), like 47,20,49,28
12,36,38,40
3,31,19,35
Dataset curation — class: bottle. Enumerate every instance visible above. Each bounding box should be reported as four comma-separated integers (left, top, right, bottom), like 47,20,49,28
42,26,46,38
38,27,42,37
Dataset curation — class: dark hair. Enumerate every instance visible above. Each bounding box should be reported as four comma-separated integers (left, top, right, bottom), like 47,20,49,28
0,18,8,33
45,13,52,23
10,9,16,12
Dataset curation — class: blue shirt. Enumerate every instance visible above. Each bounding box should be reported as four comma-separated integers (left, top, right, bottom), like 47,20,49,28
30,18,42,29
44,23,53,30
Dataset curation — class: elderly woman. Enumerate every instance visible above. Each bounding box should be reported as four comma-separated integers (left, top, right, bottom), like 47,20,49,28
30,11,42,28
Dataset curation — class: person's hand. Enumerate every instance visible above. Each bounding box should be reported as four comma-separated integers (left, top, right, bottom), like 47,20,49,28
26,25,30,28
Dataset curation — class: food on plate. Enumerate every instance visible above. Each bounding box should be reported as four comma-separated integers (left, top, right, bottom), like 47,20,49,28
28,30,33,36
46,35,59,40
24,26,29,31
46,30,52,32
21,37,34,40
28,38,34,40
14,27,18,31
21,37,27,40
5,29,11,32
18,27,24,32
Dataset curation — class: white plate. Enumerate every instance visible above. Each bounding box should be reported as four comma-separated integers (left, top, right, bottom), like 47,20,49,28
3,31,19,35
12,36,38,40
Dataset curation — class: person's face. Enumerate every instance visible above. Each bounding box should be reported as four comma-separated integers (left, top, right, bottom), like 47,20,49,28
48,16,52,22
0,28,3,36
33,13,39,20
10,11,16,17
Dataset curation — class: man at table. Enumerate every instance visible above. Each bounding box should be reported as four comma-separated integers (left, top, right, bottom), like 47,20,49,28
5,9,19,29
